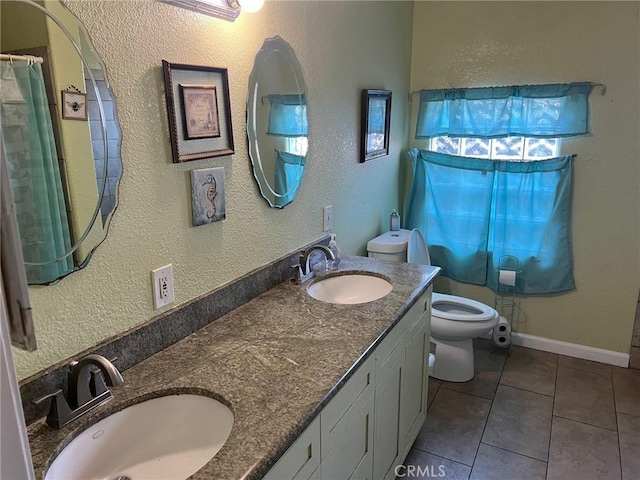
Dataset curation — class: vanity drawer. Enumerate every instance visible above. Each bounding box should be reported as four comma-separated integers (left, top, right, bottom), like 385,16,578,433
263,416,321,480
321,354,374,457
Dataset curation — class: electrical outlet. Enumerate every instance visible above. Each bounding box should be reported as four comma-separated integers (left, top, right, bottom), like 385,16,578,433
323,205,333,232
151,264,174,309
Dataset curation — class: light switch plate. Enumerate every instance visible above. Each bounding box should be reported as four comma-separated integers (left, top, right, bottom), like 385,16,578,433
151,264,174,309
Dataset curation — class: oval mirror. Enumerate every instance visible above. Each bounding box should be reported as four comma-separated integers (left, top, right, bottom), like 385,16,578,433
0,0,122,285
247,36,307,208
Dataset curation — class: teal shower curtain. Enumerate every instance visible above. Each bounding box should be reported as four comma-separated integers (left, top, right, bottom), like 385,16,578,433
1,59,73,283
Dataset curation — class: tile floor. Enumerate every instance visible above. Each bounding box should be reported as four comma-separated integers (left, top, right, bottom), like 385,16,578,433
403,339,640,480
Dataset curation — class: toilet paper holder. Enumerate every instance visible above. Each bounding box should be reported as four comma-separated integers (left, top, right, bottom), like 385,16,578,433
492,256,519,352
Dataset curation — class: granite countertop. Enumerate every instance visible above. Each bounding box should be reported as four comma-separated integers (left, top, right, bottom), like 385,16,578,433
28,256,439,480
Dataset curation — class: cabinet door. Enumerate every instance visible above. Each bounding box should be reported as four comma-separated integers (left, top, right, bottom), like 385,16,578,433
263,417,321,480
321,392,374,480
399,315,429,455
373,347,403,480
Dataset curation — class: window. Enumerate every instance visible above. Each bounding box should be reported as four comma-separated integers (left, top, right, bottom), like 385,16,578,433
285,136,308,156
429,136,560,161
406,82,596,294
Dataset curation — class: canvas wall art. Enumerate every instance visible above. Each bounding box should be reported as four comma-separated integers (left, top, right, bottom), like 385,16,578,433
190,167,226,226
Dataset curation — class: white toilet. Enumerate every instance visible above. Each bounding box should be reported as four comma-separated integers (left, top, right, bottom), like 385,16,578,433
367,229,499,382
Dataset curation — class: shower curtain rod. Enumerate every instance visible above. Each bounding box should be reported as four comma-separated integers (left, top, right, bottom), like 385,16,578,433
0,53,44,64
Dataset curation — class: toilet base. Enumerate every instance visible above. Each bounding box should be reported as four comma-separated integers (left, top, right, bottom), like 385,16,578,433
430,337,474,382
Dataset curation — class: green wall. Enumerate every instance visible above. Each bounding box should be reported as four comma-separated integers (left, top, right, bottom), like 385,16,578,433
14,0,640,379
14,0,414,379
410,1,640,354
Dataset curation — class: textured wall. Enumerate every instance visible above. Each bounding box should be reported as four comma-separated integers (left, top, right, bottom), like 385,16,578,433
14,0,414,379
410,1,640,353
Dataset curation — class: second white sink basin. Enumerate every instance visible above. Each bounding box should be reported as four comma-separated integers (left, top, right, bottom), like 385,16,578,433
307,274,393,304
45,394,233,480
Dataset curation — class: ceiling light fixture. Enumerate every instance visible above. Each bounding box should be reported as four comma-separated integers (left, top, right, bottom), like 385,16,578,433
162,0,263,22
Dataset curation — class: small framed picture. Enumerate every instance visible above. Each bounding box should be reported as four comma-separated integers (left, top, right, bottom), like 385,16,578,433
61,90,87,121
360,89,391,162
190,167,226,226
180,84,220,139
162,61,234,163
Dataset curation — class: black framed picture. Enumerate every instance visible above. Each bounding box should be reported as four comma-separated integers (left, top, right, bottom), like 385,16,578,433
360,89,391,162
162,61,234,163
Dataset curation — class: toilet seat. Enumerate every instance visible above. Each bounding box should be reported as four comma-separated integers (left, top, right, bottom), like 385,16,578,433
407,229,431,265
432,293,497,322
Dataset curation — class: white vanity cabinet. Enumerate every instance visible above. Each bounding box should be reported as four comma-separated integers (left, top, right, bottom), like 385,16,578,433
263,286,432,480
262,416,321,480
374,288,431,480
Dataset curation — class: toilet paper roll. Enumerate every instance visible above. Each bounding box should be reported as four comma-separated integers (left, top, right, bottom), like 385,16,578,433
492,328,511,347
495,316,511,335
498,269,517,286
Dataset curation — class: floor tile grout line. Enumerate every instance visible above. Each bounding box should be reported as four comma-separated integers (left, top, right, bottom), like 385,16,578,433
438,382,497,402
551,413,618,432
465,352,510,477
497,381,555,398
421,385,486,469
611,370,624,479
409,445,474,471
478,441,549,465
547,359,560,480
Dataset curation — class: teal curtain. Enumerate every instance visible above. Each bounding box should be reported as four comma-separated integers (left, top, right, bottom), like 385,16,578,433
415,83,593,139
274,149,305,207
406,149,575,294
267,94,308,137
406,150,494,284
1,60,73,283
487,156,575,293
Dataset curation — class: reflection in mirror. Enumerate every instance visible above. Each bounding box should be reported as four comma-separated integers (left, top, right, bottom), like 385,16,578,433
0,0,122,284
360,89,391,162
247,36,307,208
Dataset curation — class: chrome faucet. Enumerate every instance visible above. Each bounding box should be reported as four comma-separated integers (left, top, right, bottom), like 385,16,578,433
33,354,124,428
296,244,335,283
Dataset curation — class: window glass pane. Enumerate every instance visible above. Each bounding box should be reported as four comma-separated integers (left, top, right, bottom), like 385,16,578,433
492,137,525,160
462,138,490,158
525,138,559,159
285,137,308,155
431,136,461,155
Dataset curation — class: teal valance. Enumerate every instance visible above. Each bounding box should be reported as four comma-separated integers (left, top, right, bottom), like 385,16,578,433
415,83,595,139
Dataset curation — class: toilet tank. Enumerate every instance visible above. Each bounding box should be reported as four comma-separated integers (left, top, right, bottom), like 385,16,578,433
367,229,411,263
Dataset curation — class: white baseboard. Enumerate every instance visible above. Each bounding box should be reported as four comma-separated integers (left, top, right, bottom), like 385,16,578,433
481,331,630,368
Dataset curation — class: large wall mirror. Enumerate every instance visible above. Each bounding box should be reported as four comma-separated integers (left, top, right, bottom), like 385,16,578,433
247,36,307,208
0,0,122,285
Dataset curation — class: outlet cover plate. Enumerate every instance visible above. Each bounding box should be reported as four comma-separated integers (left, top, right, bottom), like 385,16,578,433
151,264,174,309
323,205,333,232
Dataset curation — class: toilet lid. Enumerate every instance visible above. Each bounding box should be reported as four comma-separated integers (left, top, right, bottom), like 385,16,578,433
407,229,431,266
431,293,498,322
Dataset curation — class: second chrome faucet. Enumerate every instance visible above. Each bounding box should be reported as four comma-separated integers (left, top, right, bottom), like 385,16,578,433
33,354,124,428
296,244,335,283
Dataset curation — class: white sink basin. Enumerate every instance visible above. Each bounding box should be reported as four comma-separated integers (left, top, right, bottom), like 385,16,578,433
45,394,233,480
307,274,393,304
